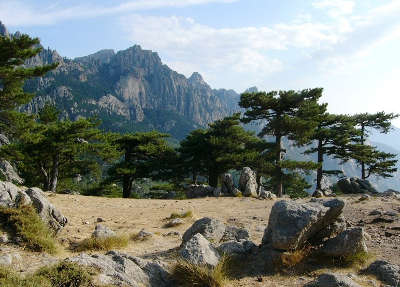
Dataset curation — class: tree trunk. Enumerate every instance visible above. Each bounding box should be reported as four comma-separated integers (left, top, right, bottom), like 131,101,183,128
360,125,365,180
122,176,133,198
275,134,283,197
49,154,59,192
316,139,323,190
40,164,50,191
208,170,218,188
192,170,198,184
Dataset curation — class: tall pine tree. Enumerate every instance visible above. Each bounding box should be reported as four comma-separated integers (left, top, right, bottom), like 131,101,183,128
239,88,322,197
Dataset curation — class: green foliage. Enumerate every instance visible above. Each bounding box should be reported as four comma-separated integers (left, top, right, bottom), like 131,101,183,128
168,210,193,219
239,89,323,196
0,261,95,287
0,34,57,111
179,113,265,187
106,131,176,198
172,256,231,287
76,235,129,252
0,204,58,254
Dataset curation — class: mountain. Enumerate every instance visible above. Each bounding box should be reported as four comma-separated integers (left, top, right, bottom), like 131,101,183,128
0,22,239,139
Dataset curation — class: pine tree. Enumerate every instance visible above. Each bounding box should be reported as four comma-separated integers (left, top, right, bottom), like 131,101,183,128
351,112,399,179
107,131,175,198
0,34,57,111
239,88,322,197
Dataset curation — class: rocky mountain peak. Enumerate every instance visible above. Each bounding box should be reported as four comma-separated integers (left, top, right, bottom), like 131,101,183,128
0,20,9,37
75,49,115,65
244,86,258,93
189,72,206,84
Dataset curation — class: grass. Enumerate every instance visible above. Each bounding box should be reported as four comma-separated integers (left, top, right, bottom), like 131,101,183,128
280,248,311,268
167,210,193,220
341,251,374,267
76,234,129,252
0,261,95,287
0,204,58,254
171,256,231,287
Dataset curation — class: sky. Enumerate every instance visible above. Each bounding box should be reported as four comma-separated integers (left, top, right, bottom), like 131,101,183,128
1,0,400,126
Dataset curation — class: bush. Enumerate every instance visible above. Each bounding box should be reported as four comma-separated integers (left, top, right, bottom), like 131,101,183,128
0,205,58,254
168,210,193,220
0,261,94,287
76,235,129,252
171,256,230,287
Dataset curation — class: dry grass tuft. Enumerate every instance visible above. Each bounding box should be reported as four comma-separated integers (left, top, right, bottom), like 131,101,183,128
171,256,231,287
168,210,193,220
76,234,129,251
0,205,58,254
280,248,311,268
0,261,94,287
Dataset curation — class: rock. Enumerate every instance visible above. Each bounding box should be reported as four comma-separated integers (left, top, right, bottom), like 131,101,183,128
97,217,105,222
369,210,383,216
24,187,68,233
304,273,361,287
0,233,9,243
0,181,29,207
381,190,400,200
262,199,345,250
182,217,226,244
320,228,368,257
313,215,346,243
135,229,153,240
166,218,183,227
337,178,377,194
186,184,213,198
0,134,23,185
180,233,220,267
258,188,276,200
92,224,116,238
366,260,400,287
60,189,80,195
360,194,370,201
221,173,234,194
163,231,180,237
69,251,171,287
313,190,324,198
0,254,12,265
222,226,250,242
217,240,256,255
213,187,221,197
231,188,242,197
239,167,258,197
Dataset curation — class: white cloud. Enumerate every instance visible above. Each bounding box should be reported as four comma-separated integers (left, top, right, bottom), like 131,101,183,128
312,0,355,18
0,0,238,26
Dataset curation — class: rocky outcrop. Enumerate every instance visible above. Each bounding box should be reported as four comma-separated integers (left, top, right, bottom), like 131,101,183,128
239,167,258,197
304,273,361,287
262,199,345,250
337,178,378,194
69,251,171,287
0,181,67,233
180,233,220,267
185,184,214,198
0,134,23,185
221,173,234,194
365,260,400,287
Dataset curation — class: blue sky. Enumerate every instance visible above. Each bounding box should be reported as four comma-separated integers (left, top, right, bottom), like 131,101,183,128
1,0,400,126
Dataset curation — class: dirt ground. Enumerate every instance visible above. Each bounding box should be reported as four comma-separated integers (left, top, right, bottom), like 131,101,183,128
2,193,400,286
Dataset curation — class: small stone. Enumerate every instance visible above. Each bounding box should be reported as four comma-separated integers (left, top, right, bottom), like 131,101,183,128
96,218,105,222
92,224,116,238
0,254,12,265
360,194,370,201
135,229,153,240
163,231,180,237
165,218,183,227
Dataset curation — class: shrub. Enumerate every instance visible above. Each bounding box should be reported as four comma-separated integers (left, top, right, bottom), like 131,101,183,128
171,256,230,287
76,235,129,252
0,262,94,287
0,205,58,254
168,210,193,220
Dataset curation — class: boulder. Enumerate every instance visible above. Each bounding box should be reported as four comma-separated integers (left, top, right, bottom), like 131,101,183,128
217,240,256,255
0,182,67,233
365,260,400,287
221,173,234,194
92,224,116,238
24,187,68,233
222,226,250,242
312,215,346,243
262,199,345,250
312,190,324,198
381,189,400,200
213,187,221,197
337,178,377,194
239,167,258,197
69,251,171,287
304,273,361,287
320,228,368,257
182,217,226,244
0,160,23,185
231,188,242,197
180,233,220,267
258,187,276,200
186,184,213,198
